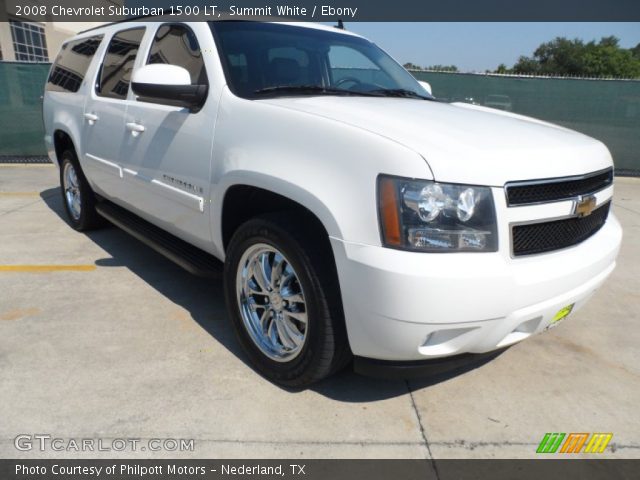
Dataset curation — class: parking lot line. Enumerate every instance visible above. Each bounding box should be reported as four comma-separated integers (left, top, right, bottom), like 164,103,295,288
0,265,96,272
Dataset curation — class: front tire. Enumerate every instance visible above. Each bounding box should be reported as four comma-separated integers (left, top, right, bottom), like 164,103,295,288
59,150,102,231
224,214,350,387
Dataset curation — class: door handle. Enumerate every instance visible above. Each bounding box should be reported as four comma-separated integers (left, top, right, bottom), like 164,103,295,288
126,122,145,137
83,113,99,125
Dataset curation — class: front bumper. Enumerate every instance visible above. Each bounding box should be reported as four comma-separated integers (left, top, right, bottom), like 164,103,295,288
330,213,622,362
353,349,508,380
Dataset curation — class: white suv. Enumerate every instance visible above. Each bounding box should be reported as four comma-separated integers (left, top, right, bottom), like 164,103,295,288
43,20,622,386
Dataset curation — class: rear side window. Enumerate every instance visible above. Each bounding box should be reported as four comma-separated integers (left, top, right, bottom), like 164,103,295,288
46,35,103,93
147,24,207,84
97,28,145,99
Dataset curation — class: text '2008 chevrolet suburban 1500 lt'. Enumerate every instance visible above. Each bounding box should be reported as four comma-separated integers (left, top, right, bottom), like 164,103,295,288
42,20,622,387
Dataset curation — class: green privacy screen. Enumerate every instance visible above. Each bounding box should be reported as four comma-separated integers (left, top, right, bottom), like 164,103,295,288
0,62,51,156
1,62,638,174
333,68,640,175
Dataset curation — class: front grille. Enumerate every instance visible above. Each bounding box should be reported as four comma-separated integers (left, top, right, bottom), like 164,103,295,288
506,169,613,206
512,202,610,256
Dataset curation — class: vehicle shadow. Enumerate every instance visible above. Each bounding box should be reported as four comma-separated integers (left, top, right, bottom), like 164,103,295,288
40,187,504,402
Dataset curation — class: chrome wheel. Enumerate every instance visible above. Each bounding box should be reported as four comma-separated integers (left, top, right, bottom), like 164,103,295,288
63,161,81,221
236,243,308,362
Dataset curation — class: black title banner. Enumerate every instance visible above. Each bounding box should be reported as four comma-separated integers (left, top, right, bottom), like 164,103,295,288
2,0,640,22
2,460,640,480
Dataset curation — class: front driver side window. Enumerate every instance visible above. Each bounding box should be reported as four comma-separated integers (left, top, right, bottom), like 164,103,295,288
147,24,208,85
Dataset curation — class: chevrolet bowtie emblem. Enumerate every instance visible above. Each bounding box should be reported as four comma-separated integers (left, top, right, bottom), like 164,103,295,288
574,195,597,217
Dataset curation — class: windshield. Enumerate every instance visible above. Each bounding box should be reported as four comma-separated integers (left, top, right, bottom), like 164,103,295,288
210,22,432,100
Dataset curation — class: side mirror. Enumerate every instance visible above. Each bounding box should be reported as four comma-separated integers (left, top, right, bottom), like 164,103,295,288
131,64,207,111
418,80,432,96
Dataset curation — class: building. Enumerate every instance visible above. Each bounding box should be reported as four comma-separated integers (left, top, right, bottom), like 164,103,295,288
0,21,108,62
0,0,123,62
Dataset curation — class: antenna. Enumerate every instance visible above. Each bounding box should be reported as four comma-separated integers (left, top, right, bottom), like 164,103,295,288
335,19,345,30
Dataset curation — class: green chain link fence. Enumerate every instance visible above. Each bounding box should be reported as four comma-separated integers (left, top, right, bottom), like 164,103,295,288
1,62,638,174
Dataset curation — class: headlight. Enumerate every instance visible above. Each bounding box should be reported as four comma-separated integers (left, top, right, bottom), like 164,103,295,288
378,176,498,252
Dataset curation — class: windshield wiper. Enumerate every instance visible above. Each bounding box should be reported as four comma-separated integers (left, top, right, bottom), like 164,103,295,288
368,88,433,100
254,85,435,100
254,85,380,97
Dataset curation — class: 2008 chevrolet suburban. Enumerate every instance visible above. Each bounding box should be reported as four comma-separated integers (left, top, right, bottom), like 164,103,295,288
42,20,622,386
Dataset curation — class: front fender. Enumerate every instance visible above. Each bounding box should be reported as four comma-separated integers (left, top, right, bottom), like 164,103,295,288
209,89,431,256
211,172,343,258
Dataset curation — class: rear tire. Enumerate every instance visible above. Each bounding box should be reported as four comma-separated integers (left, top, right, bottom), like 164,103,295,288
224,213,350,387
59,149,103,231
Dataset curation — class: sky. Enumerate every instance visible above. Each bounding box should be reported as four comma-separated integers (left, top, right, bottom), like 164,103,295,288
343,23,640,72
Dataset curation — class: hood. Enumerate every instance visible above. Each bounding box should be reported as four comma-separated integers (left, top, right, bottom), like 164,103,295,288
260,96,612,186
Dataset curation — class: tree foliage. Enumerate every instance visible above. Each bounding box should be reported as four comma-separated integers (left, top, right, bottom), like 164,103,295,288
506,36,640,78
403,63,458,72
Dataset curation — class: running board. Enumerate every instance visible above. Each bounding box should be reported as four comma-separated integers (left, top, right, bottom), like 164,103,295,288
96,201,223,279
